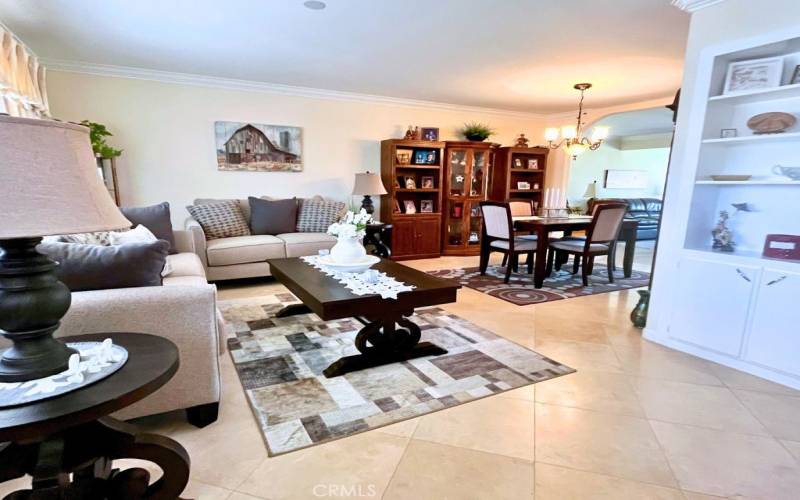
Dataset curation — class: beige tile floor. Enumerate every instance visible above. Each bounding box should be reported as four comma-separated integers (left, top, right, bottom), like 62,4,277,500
5,245,800,499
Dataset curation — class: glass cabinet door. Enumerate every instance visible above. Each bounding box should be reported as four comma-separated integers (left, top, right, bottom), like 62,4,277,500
470,150,487,197
448,150,468,196
446,201,465,246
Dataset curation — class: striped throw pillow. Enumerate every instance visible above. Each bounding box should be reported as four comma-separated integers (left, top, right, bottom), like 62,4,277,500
187,200,251,240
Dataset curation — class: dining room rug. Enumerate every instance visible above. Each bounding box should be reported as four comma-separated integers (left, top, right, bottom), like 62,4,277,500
427,264,650,306
219,292,574,456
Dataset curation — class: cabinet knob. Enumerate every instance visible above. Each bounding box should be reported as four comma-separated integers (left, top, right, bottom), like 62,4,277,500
735,268,751,282
766,275,787,286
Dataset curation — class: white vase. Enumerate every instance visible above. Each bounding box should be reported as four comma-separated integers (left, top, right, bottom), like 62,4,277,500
330,236,367,264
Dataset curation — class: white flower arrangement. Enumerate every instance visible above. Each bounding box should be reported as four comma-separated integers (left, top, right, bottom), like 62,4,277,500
327,209,373,239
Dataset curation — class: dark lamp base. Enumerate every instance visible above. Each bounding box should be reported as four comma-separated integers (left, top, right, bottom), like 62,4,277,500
0,237,76,382
360,195,375,215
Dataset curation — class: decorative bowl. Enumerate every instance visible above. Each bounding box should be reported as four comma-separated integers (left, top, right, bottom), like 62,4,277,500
318,255,380,273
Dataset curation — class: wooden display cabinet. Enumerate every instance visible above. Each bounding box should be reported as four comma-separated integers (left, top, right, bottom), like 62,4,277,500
380,139,444,260
442,141,497,256
488,147,549,210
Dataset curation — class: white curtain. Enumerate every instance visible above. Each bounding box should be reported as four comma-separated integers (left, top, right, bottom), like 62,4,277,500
0,26,49,118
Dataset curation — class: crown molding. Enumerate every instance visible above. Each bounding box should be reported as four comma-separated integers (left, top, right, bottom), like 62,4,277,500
41,59,548,119
671,0,726,12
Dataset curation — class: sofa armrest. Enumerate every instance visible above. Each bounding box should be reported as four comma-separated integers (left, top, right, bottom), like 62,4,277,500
185,217,208,268
172,229,194,254
58,284,222,419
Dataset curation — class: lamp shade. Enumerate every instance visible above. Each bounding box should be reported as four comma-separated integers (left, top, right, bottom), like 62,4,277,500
352,172,388,196
583,181,597,198
0,115,130,239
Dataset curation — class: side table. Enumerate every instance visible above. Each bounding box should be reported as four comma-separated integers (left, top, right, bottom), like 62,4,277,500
364,223,392,258
0,333,189,499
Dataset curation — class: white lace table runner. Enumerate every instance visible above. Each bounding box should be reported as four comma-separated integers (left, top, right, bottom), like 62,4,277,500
300,255,415,300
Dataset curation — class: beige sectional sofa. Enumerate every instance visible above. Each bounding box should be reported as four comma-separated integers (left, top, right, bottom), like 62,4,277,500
37,230,222,426
186,197,339,281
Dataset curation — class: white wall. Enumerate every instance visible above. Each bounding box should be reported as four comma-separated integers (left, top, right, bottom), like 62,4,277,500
46,71,546,225
566,139,671,207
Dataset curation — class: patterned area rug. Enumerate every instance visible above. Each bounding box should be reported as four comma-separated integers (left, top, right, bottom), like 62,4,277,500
220,293,574,456
428,264,649,306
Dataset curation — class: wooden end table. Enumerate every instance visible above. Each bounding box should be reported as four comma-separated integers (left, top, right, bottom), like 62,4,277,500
268,257,460,378
0,333,190,500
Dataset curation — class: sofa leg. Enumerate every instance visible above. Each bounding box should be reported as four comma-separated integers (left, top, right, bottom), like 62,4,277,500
186,402,219,428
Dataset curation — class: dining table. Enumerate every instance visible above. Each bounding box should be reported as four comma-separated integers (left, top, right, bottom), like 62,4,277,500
512,215,640,288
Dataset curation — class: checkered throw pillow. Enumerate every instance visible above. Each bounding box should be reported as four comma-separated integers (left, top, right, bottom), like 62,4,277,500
57,231,114,245
296,199,347,233
187,200,251,240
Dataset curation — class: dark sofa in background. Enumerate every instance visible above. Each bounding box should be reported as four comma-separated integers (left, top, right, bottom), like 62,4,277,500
588,197,662,240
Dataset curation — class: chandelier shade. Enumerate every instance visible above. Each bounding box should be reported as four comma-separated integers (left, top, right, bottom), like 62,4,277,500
545,83,609,159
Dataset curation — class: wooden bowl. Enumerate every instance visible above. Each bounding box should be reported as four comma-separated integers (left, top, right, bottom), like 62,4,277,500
747,112,796,134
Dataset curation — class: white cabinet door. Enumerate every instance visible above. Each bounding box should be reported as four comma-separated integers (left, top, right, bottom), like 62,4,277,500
669,257,758,357
745,268,800,377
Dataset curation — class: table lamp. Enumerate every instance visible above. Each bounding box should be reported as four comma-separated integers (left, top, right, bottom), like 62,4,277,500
0,115,131,381
352,171,387,215
583,180,597,199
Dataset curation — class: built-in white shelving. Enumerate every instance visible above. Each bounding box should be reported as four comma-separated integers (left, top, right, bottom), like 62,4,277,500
701,131,800,144
708,82,800,105
695,179,800,185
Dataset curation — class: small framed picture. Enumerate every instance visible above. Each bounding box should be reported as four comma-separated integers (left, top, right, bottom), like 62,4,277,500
421,176,434,189
720,128,738,138
393,199,401,213
404,177,417,189
403,200,417,214
470,205,481,217
396,151,411,165
527,158,539,169
514,158,523,168
420,127,439,141
791,65,800,84
723,56,783,94
420,200,434,213
468,232,479,243
517,181,531,190
413,150,437,165
533,182,540,190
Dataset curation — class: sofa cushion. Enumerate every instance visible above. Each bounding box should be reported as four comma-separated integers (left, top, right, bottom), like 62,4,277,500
296,198,347,232
163,274,209,287
194,198,255,223
187,200,251,240
206,235,285,266
249,197,298,235
167,252,206,278
121,202,177,254
277,232,337,258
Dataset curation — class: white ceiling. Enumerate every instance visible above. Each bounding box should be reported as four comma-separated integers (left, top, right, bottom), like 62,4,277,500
0,0,690,114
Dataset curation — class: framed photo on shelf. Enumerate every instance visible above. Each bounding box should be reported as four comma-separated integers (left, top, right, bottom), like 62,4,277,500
720,128,738,138
394,199,401,213
413,150,437,165
404,177,417,189
403,200,417,214
791,65,800,85
468,232,479,243
421,176,434,189
514,158,523,168
533,182,540,190
420,127,439,141
470,205,481,217
517,181,531,190
396,151,411,165
527,158,539,169
723,56,783,94
420,200,434,213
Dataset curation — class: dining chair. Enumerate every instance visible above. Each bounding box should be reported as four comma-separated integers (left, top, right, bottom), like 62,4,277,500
546,201,628,286
479,201,537,283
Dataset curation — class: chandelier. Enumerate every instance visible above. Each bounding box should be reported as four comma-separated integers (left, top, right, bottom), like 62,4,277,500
545,83,609,159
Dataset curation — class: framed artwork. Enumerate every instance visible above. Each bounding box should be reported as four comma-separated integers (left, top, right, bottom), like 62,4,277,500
720,128,738,138
215,121,302,172
413,150,437,165
420,127,439,141
420,200,434,213
791,65,800,84
517,181,531,190
527,158,538,169
403,200,417,214
604,169,648,189
396,151,411,165
421,176,434,189
723,57,783,94
514,158,523,168
404,177,417,189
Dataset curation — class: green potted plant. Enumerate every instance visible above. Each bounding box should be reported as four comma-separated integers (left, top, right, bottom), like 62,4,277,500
80,120,123,161
461,122,494,142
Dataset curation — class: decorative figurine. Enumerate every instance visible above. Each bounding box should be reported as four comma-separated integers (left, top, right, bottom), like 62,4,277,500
711,210,735,252
514,133,530,148
404,126,415,140
412,126,421,140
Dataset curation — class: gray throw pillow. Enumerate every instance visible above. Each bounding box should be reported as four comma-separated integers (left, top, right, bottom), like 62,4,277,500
38,240,169,292
248,197,297,235
186,200,251,240
121,202,177,254
296,199,347,233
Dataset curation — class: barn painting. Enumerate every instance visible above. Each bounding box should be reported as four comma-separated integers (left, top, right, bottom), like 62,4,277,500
215,121,303,172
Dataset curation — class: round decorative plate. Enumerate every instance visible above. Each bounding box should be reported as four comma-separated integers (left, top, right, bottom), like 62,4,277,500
318,255,380,273
746,112,796,134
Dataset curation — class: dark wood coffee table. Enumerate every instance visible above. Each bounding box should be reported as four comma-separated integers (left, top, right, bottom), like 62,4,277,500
268,257,460,378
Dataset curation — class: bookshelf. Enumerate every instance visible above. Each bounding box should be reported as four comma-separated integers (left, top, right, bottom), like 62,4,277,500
488,147,549,210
